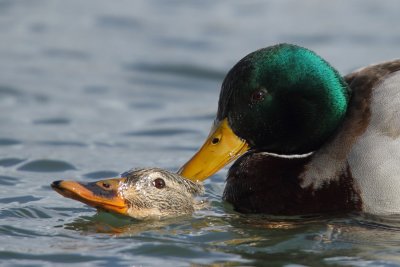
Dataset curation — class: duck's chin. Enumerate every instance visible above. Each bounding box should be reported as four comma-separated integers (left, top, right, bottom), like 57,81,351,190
125,206,195,220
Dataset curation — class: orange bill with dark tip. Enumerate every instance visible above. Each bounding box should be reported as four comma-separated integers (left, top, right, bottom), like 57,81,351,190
51,178,128,215
178,118,249,181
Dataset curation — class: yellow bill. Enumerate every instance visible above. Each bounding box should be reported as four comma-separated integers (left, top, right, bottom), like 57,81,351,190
178,118,249,181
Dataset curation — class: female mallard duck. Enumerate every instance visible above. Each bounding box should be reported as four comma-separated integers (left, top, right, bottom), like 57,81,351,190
179,43,400,215
51,168,205,219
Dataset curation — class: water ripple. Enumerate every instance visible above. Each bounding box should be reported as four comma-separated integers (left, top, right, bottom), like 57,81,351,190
128,102,165,110
124,128,199,137
33,118,71,125
0,195,41,204
1,207,63,219
0,175,20,186
154,36,214,50
153,114,214,123
124,62,225,81
0,225,45,237
36,141,86,147
83,171,120,179
0,138,21,146
0,251,103,263
18,160,76,172
0,85,21,96
0,158,25,167
96,15,142,30
83,85,109,94
43,48,90,60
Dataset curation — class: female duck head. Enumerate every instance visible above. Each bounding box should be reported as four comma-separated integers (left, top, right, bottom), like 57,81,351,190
52,168,205,220
179,44,350,181
121,168,206,219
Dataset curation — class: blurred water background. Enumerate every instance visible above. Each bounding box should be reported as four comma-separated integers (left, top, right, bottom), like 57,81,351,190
1,0,400,266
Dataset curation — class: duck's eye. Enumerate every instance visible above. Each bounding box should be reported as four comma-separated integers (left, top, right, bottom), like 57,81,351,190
153,178,166,189
250,89,267,103
97,181,113,191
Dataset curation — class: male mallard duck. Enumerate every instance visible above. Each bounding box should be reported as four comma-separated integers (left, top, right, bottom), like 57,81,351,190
179,43,400,215
51,168,205,219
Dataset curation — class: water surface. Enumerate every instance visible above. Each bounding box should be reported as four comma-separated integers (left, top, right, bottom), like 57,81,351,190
1,0,400,266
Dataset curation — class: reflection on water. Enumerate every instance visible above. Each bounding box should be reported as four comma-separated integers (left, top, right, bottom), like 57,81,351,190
52,211,400,266
1,0,400,266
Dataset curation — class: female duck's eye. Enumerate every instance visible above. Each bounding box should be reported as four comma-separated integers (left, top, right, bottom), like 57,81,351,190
250,89,267,103
97,181,113,191
153,178,166,189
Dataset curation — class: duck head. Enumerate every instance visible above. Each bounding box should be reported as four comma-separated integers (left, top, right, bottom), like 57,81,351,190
179,43,350,181
51,168,205,220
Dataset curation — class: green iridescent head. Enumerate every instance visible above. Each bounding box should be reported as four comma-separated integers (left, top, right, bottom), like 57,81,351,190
179,43,351,181
217,43,350,154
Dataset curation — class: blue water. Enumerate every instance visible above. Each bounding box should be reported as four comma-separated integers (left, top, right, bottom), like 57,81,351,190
1,0,400,266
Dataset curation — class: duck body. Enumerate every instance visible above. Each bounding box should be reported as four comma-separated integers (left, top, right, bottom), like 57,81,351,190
179,44,400,216
344,62,400,214
225,60,400,215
